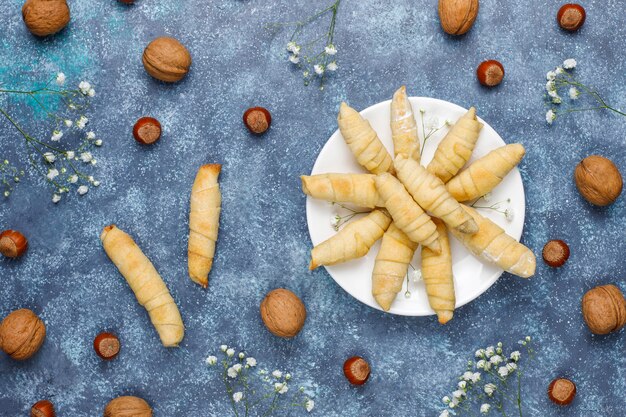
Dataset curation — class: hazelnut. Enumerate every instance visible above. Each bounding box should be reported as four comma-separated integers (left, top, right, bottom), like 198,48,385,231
104,396,152,417
260,288,306,338
22,0,70,37
0,308,46,360
476,60,504,87
243,107,272,135
118,0,134,3
343,356,371,385
557,4,586,31
542,240,570,267
438,0,479,36
574,155,623,206
31,400,55,417
142,37,192,83
582,284,626,335
133,117,162,145
0,229,28,258
94,332,121,360
548,378,576,406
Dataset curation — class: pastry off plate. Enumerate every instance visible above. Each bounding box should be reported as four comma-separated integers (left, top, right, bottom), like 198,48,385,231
306,97,526,316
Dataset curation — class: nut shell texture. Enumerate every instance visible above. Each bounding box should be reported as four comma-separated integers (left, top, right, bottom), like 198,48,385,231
582,284,626,335
574,155,623,206
260,289,306,338
22,0,70,37
104,396,152,417
142,37,191,83
0,308,46,360
438,0,479,35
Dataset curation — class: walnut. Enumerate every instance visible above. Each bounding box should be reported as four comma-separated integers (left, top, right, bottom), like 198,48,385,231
438,0,479,35
104,396,152,417
574,155,623,206
0,308,46,360
22,0,70,37
582,284,626,335
142,37,192,83
260,289,306,338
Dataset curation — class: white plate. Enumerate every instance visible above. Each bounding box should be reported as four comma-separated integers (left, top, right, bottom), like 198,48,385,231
306,97,526,316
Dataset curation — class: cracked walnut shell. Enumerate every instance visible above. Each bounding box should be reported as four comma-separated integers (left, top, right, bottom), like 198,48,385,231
142,37,192,83
22,0,70,37
582,284,626,335
260,289,306,338
0,308,46,360
438,0,479,35
104,396,152,417
574,155,623,206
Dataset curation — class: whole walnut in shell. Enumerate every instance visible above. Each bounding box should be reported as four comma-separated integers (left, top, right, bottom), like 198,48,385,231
438,0,479,35
104,396,152,417
22,0,70,37
582,284,626,335
0,308,46,360
260,288,306,338
574,155,623,206
142,37,192,83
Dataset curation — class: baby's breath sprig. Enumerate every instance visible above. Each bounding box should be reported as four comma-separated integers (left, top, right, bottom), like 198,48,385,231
544,58,626,125
0,73,102,202
206,345,315,416
329,202,370,231
418,108,450,154
268,0,341,90
470,194,514,222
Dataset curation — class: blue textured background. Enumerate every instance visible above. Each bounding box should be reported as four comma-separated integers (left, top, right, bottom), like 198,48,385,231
1,0,626,415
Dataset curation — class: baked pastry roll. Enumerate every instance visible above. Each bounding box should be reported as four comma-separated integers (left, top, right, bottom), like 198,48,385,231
301,173,383,208
446,143,526,202
309,209,391,270
374,172,440,252
394,155,478,234
338,102,394,175
101,225,184,347
372,223,418,311
390,86,420,161
450,205,536,278
188,164,222,288
421,219,455,324
427,107,483,183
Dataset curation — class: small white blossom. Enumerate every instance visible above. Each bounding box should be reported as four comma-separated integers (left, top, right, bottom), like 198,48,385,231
442,396,451,404
219,344,227,352
490,355,503,365
205,356,217,365
86,131,96,140
452,390,465,399
475,349,485,358
480,403,491,414
79,81,91,95
88,88,96,97
498,366,509,378
95,139,103,146
485,346,495,358
56,72,66,85
314,64,324,75
65,151,75,160
462,371,474,381
548,89,559,98
46,168,59,180
68,175,78,184
546,109,556,124
458,381,467,389
227,367,238,378
325,44,337,55
76,116,88,129
510,351,521,362
563,58,577,69
476,359,487,369
471,372,481,383
552,96,562,104
327,61,338,72
546,71,556,81
484,383,497,396
289,54,300,64
51,130,63,141
274,382,288,394
439,411,450,417
77,185,89,195
525,336,531,342
93,180,100,187
569,87,580,100
238,352,245,359
80,152,93,163
411,269,422,283
482,193,491,202
505,208,514,222
305,399,314,412
246,357,257,367
272,370,282,379
43,152,56,163
232,392,243,403
64,119,73,127
226,348,235,357
506,362,518,373
286,42,301,55
52,194,61,203
331,214,340,228
546,81,556,92
555,66,565,74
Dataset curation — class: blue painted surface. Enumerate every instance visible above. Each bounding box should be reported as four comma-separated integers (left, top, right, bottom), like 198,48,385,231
1,0,626,415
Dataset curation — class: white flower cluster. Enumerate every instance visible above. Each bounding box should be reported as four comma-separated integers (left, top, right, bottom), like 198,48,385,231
472,194,515,223
286,41,338,78
544,59,582,124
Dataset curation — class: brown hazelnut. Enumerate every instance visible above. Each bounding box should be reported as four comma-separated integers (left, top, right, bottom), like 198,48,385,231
438,0,479,36
548,378,576,405
574,155,623,206
142,37,191,83
22,0,70,37
0,308,46,360
133,117,162,145
31,400,55,417
260,288,306,338
243,107,272,135
94,332,121,360
582,284,626,335
476,60,504,87
104,396,152,417
557,4,586,32
343,356,371,385
0,229,28,258
542,240,570,267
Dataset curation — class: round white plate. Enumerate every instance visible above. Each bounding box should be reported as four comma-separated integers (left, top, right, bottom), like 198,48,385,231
306,97,526,316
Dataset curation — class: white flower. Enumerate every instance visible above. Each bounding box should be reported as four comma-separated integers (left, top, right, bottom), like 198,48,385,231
46,168,59,180
462,371,474,381
80,152,93,163
289,54,300,64
220,344,228,352
563,58,577,69
411,269,422,283
439,411,450,417
51,130,63,141
545,81,556,92
484,383,497,396
205,355,217,365
314,64,324,75
93,180,100,187
510,351,521,362
331,214,341,229
425,116,440,130
68,175,78,184
226,348,235,357
569,87,580,100
325,44,337,55
77,185,89,195
471,372,481,383
227,367,238,378
498,366,509,378
272,370,282,379
327,61,338,72
442,396,451,404
246,357,257,367
232,364,242,373
232,392,243,403
63,151,74,160
506,362,518,373
452,390,465,399
95,139,103,146
475,349,485,358
482,193,491,202
458,381,467,389
305,399,314,412
555,66,565,74
274,382,288,394
238,352,245,359
52,194,61,203
505,208,514,222
88,88,96,97
56,72,66,85
546,110,556,124
76,116,88,129
79,81,91,95
64,119,73,127
285,373,291,380
548,89,559,98
86,131,96,140
485,346,495,358
43,152,56,163
546,71,556,81
480,403,491,414
476,359,487,369
552,96,562,104
489,355,503,365
286,42,300,54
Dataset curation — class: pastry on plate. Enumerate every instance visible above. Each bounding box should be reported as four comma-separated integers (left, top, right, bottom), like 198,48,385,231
301,173,383,209
421,219,455,324
390,86,420,161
